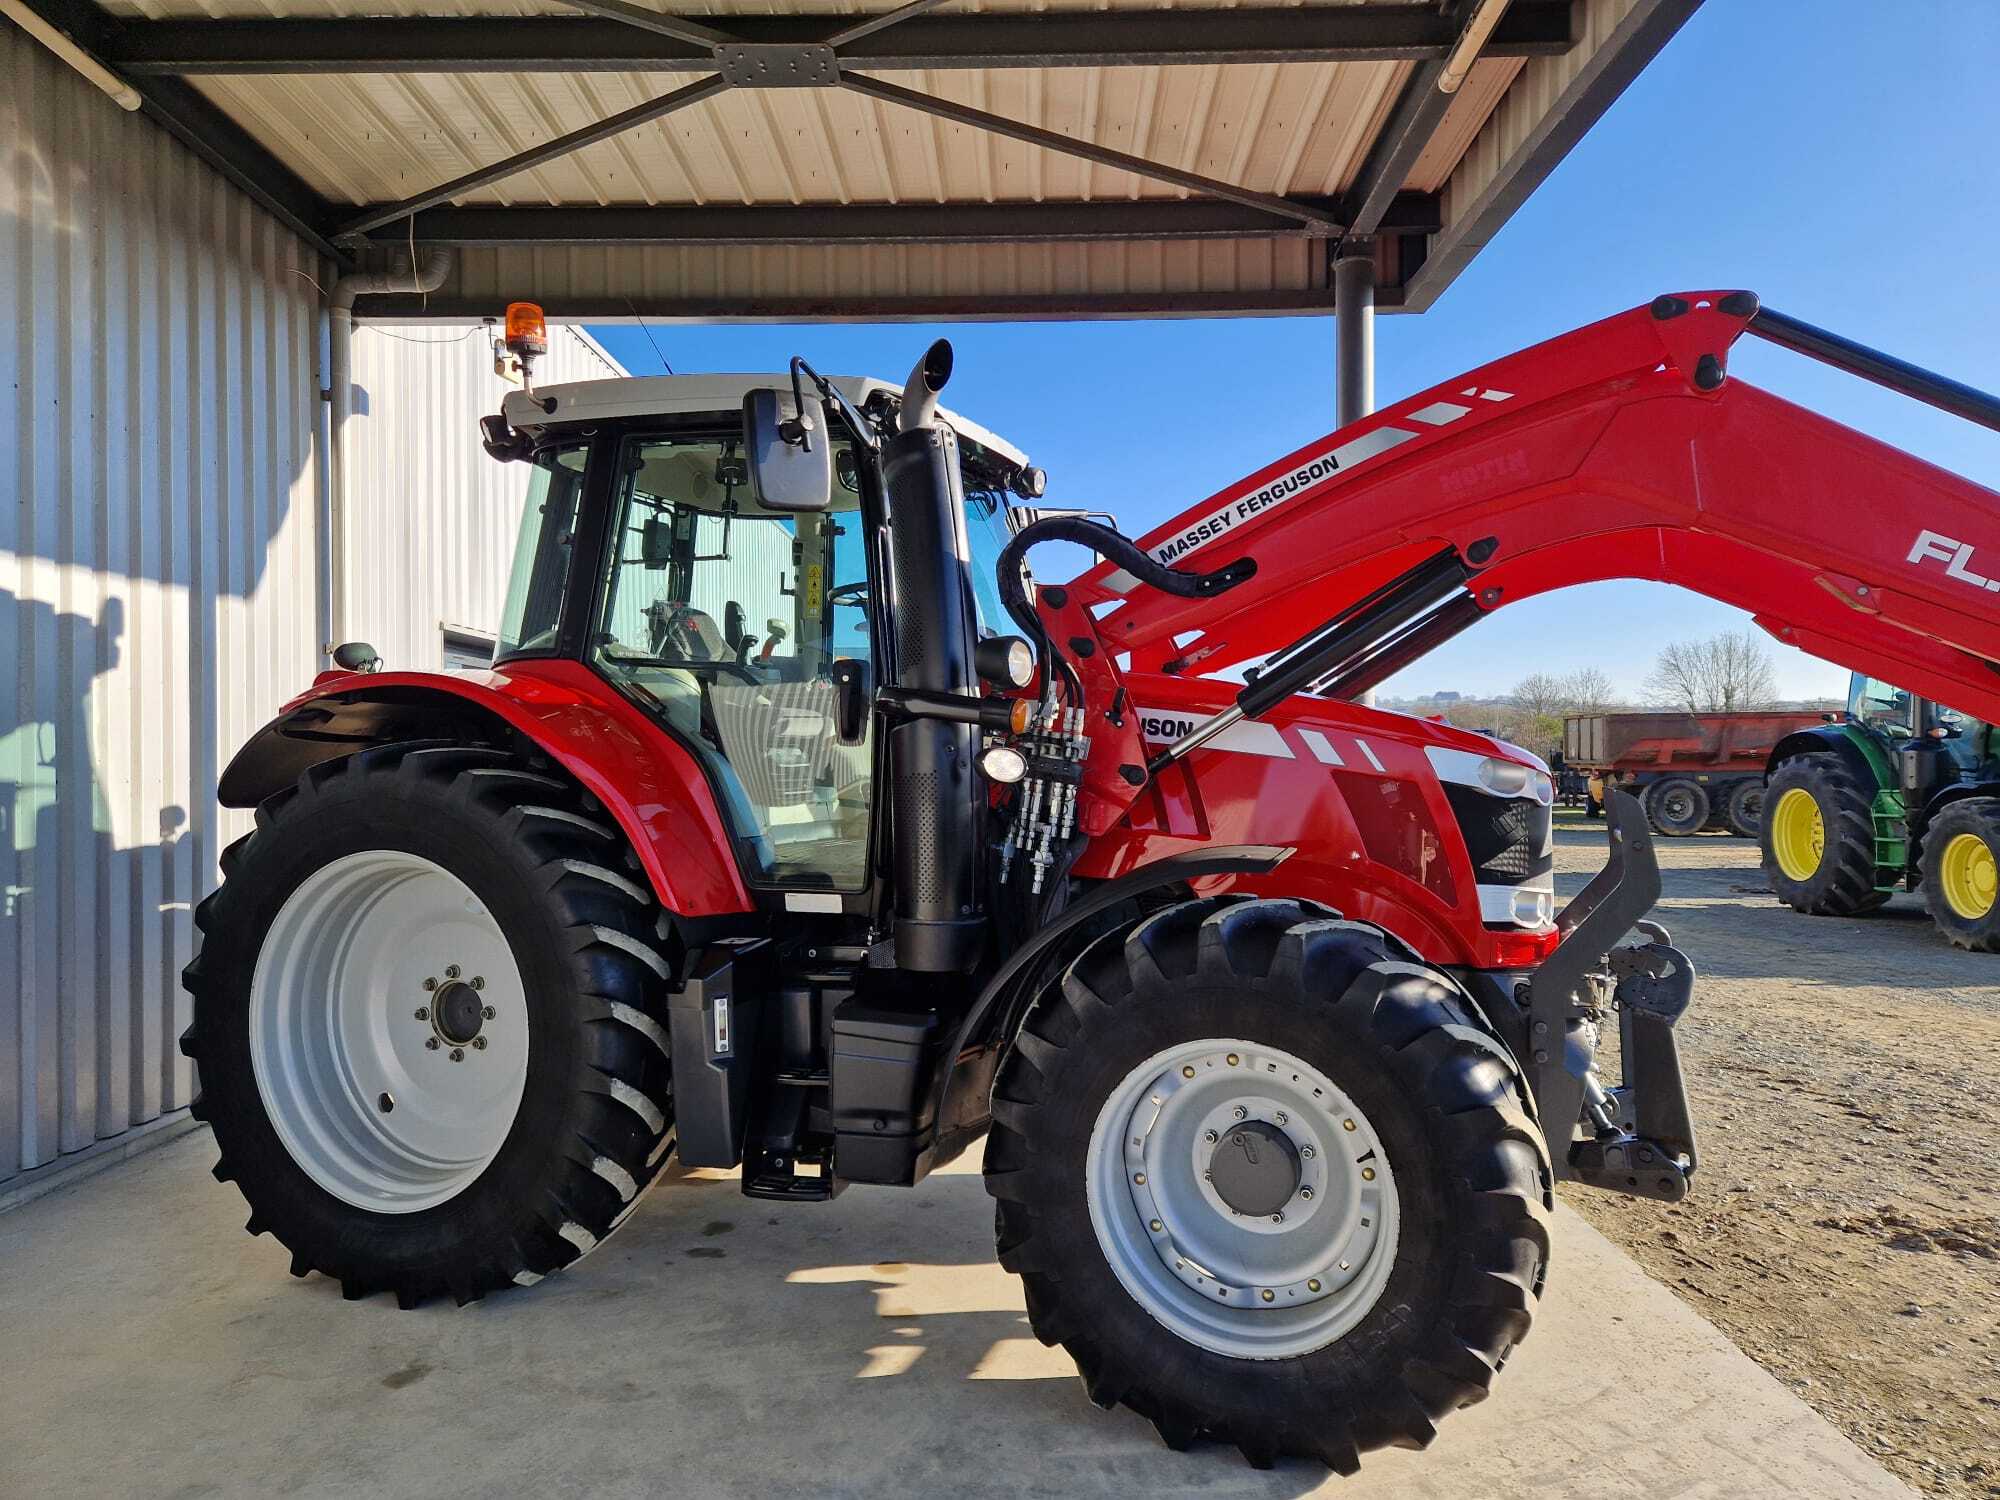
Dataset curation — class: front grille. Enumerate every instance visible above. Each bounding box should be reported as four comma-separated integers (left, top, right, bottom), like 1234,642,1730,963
1441,784,1553,886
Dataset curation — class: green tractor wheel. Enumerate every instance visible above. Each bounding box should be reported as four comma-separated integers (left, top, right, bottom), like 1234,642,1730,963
1921,798,2000,951
1761,753,1890,917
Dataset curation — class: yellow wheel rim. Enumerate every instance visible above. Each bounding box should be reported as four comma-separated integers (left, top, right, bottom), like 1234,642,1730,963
1769,787,1824,882
1939,831,1998,920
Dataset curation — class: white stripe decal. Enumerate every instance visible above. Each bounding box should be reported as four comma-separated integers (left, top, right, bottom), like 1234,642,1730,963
1144,426,1418,566
1407,400,1471,426
1101,567,1141,594
1356,739,1387,772
1133,709,1294,759
1462,386,1514,402
1299,728,1345,766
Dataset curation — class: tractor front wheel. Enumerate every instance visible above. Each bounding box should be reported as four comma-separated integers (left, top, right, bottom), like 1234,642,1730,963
180,743,677,1306
1761,752,1890,916
984,898,1552,1472
1922,798,2000,951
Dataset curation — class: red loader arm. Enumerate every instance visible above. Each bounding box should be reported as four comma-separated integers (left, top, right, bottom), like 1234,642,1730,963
1071,291,2000,726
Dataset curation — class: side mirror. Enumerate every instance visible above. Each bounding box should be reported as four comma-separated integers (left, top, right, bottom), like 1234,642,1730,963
831,658,873,746
743,388,832,513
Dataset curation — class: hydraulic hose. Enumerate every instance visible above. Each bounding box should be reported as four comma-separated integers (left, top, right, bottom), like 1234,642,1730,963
994,516,1256,644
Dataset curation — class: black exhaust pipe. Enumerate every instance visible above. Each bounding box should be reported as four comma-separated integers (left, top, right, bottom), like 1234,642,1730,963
883,340,983,971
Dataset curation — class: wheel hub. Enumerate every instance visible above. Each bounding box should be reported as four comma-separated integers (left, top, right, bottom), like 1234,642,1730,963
431,979,487,1046
1207,1120,1300,1218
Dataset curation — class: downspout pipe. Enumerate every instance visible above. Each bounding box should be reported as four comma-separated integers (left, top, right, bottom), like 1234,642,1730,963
324,247,454,657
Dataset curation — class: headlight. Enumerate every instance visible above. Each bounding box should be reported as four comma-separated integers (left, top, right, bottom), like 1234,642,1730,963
1477,757,1532,797
1509,887,1554,927
979,744,1028,784
975,634,1036,690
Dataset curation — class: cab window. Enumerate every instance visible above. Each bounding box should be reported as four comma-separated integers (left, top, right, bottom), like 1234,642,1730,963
592,434,874,891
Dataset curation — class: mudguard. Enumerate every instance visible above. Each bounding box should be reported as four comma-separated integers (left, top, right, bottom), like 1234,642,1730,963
217,658,754,918
926,845,1294,1170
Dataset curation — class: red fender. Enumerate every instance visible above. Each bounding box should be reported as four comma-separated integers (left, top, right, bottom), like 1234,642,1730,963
222,658,753,918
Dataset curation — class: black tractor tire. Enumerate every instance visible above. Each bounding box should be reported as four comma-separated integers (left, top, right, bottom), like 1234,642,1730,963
1761,752,1891,917
1724,779,1766,839
1646,776,1711,837
180,742,677,1307
1920,797,2000,951
984,897,1552,1473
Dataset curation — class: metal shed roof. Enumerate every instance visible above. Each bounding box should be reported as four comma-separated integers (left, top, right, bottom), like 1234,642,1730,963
21,0,1700,319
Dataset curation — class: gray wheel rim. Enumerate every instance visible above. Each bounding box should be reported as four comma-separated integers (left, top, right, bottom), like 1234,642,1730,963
248,850,530,1213
1085,1038,1400,1360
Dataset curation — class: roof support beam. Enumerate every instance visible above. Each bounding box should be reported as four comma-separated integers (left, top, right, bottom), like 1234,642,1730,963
12,0,346,260
358,195,1442,249
840,73,1345,235
1341,0,1505,241
334,74,729,239
103,4,1579,76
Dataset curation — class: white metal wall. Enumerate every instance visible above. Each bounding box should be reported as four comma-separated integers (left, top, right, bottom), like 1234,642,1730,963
344,323,621,671
0,29,624,1193
1,27,323,1187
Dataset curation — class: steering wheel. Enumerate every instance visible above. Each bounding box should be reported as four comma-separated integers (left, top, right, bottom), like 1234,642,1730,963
601,645,764,686
827,581,870,608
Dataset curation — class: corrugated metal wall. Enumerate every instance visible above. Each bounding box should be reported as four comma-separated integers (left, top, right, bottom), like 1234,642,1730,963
0,30,626,1194
1,27,323,1187
345,324,621,671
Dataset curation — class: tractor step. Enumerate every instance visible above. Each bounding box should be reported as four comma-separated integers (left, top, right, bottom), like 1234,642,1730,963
741,1148,839,1202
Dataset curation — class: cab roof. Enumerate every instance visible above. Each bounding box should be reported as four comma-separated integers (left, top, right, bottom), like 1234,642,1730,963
502,373,1030,472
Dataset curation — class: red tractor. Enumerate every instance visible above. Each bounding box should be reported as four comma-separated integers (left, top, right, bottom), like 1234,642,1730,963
183,294,2000,1472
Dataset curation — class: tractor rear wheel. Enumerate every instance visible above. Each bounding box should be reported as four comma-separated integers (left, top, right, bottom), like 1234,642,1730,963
1921,798,2000,951
1725,779,1766,839
180,742,677,1306
1646,776,1710,837
985,897,1551,1472
1761,752,1891,916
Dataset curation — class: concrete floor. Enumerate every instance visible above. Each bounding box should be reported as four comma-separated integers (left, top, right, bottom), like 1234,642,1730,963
2,1130,1911,1500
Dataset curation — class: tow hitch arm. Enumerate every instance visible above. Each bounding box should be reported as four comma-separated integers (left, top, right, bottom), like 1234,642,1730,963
1525,790,1699,1202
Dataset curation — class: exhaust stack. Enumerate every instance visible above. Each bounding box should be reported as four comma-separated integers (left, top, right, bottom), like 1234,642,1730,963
882,340,983,971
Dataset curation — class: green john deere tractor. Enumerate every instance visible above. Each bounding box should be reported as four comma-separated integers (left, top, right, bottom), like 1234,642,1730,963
1762,672,2000,949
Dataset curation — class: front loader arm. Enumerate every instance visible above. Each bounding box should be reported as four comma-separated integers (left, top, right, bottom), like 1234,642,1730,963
1072,291,2000,725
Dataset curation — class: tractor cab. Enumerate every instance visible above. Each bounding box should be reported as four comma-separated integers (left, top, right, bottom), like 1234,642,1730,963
483,367,1036,904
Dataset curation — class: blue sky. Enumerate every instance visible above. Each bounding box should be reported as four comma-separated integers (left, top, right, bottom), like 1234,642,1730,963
590,0,2000,705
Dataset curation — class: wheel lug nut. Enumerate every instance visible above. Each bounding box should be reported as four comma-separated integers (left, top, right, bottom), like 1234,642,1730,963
1274,1111,1288,1125
449,1047,465,1062
445,964,461,979
1299,1186,1314,1200
1300,1145,1315,1159
425,1037,441,1051
472,1037,488,1051
422,977,438,992
1233,1106,1248,1121
1271,1212,1285,1224
414,1007,429,1021
471,976,485,991
1204,1130,1219,1144
482,1005,496,1020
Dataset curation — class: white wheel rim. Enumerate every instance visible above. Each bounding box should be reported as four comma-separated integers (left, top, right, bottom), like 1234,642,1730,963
249,850,530,1214
1085,1038,1400,1360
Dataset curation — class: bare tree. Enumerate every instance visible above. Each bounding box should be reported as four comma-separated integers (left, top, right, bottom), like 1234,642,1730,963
1557,666,1617,713
1644,631,1778,713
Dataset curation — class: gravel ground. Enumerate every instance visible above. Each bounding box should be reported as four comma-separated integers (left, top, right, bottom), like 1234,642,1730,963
1552,809,2000,1498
